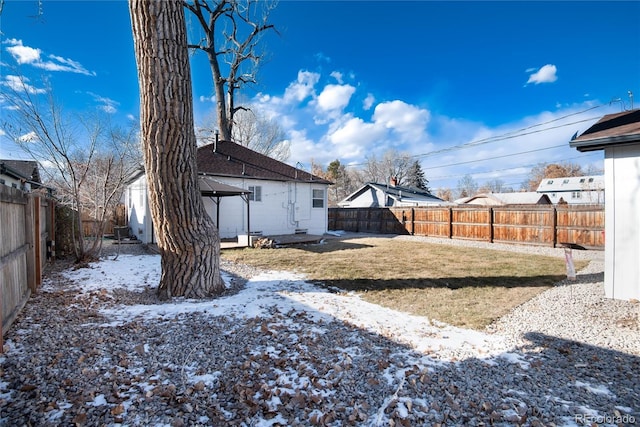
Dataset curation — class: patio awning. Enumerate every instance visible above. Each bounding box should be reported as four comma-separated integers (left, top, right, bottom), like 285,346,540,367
198,176,253,247
198,176,252,197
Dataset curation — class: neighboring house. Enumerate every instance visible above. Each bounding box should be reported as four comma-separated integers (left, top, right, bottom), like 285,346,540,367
455,192,552,206
338,181,447,208
0,159,42,192
124,140,332,243
570,108,640,301
536,175,604,204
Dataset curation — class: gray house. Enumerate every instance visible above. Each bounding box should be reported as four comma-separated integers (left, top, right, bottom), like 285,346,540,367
338,181,447,208
570,109,640,301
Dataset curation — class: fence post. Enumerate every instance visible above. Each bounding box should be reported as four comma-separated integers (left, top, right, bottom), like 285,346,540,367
34,195,42,288
488,207,494,243
448,207,453,239
25,195,36,293
411,208,415,235
552,206,558,248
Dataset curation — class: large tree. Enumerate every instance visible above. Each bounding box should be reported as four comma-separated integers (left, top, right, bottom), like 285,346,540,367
184,0,278,142
129,0,223,299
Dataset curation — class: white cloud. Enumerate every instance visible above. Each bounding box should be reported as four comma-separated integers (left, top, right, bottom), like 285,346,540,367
526,64,558,85
363,93,375,111
1,75,46,94
283,70,319,104
316,84,355,112
330,71,343,84
422,104,608,190
287,129,323,162
18,131,39,142
372,100,430,141
4,39,95,76
326,116,386,160
6,42,41,64
87,92,119,114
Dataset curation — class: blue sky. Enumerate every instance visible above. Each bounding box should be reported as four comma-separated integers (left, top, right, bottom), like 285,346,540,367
1,1,639,191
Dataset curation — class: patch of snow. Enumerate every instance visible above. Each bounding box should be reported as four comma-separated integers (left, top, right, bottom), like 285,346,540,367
575,381,615,397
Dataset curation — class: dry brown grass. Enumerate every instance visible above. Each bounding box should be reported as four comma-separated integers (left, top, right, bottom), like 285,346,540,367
221,236,588,330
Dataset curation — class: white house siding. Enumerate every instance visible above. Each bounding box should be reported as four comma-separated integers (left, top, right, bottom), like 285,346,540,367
123,174,154,243
536,176,605,205
604,144,640,300
202,177,328,238
342,188,377,208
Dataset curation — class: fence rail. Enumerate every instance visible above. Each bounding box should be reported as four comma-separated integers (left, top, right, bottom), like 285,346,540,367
329,204,604,249
1,186,55,352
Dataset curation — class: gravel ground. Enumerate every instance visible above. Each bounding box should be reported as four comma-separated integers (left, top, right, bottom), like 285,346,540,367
0,236,638,426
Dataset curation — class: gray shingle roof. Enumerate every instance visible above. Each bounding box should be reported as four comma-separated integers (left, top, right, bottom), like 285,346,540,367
196,141,332,184
570,109,640,152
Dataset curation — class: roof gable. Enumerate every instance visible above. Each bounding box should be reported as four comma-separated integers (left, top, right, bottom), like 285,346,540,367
0,159,40,182
196,141,331,184
342,182,444,204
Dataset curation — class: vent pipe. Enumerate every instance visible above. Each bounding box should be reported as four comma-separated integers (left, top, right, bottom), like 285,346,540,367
213,130,219,152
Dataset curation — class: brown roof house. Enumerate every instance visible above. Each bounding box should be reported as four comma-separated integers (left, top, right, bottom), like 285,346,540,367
123,141,332,244
570,108,640,300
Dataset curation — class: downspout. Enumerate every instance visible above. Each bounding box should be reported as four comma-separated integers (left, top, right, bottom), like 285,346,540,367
246,194,251,247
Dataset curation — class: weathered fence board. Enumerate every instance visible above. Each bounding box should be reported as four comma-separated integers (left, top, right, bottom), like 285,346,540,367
1,186,54,352
329,204,604,249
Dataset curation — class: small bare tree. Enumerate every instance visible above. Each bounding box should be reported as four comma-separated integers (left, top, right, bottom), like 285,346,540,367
184,0,278,141
457,174,479,199
1,75,140,261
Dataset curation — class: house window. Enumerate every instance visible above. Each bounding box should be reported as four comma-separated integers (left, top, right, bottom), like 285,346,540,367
547,180,553,184
572,191,581,199
312,189,324,208
562,179,569,184
248,185,262,202
579,178,585,183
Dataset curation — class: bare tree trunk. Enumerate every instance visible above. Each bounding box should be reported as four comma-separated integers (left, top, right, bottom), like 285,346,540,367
129,0,223,299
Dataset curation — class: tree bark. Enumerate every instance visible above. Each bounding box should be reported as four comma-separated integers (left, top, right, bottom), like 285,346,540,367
129,0,223,299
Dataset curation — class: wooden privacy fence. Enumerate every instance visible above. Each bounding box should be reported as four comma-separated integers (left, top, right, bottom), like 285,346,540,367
0,186,55,351
328,204,604,249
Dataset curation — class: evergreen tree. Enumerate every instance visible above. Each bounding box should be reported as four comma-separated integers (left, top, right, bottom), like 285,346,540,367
406,160,430,192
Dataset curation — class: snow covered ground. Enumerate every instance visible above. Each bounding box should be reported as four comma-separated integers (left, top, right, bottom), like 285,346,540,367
1,248,637,426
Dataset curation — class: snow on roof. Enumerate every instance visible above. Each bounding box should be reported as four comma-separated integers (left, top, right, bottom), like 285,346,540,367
457,192,551,206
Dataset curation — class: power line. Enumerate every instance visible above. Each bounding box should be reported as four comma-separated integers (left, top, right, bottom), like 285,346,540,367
344,104,605,168
422,144,566,170
412,114,601,160
427,152,601,183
